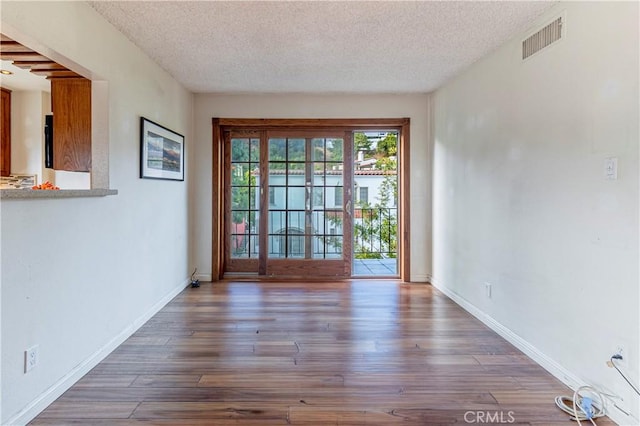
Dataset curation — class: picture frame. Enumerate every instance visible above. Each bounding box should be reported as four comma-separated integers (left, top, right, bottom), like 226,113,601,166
140,117,184,181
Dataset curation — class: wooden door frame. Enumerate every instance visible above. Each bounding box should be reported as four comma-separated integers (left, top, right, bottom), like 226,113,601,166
212,118,411,282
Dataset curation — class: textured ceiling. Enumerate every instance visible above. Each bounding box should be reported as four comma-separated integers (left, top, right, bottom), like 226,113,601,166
89,1,555,94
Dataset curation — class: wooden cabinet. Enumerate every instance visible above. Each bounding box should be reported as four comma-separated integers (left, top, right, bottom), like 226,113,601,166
1,87,10,177
51,78,91,172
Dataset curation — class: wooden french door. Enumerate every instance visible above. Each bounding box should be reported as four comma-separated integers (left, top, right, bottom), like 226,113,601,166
213,118,410,282
224,130,353,277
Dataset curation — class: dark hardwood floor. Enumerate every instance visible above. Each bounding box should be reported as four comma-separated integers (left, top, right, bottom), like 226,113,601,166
31,280,614,425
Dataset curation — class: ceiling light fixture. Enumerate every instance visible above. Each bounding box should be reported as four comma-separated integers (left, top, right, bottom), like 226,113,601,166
0,69,13,75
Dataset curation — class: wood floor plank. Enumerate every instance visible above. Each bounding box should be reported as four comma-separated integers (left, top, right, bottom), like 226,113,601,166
131,374,203,388
130,402,288,421
34,401,139,419
73,374,138,388
31,421,273,426
30,280,617,425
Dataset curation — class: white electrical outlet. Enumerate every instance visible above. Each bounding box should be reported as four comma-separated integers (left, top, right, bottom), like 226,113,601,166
24,345,38,373
485,283,492,299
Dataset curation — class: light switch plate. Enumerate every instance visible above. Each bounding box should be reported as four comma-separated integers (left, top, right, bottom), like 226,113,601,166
604,157,618,180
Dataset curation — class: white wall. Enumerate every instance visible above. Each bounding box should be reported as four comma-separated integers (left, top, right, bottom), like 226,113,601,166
192,94,431,281
1,2,193,424
51,170,91,190
431,2,639,424
10,90,49,180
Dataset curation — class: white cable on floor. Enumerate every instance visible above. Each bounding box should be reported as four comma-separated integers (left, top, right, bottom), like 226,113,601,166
555,385,609,425
556,354,639,423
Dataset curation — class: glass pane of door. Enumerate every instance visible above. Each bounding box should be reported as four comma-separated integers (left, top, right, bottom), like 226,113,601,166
230,137,260,259
267,136,345,261
311,138,344,259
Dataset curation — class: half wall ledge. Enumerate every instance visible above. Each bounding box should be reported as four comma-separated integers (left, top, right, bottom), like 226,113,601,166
0,188,118,199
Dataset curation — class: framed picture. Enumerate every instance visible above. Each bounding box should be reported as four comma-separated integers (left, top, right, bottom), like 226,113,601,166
140,117,184,181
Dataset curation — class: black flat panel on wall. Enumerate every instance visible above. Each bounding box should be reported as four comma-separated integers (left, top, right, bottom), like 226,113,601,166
44,114,53,169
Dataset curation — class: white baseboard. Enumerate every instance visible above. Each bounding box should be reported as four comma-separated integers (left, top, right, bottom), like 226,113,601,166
410,273,431,283
195,273,212,282
6,277,192,426
430,277,637,426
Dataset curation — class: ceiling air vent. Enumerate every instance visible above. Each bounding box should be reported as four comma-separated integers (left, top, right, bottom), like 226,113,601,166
522,16,563,60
